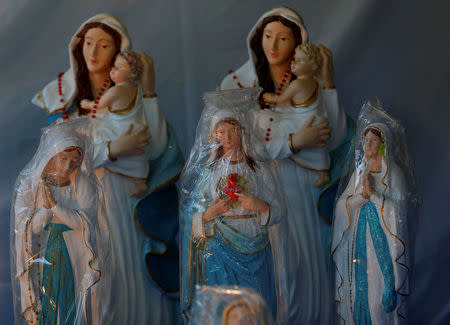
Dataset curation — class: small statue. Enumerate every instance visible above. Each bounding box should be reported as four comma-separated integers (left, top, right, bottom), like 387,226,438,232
11,122,108,324
180,89,284,321
331,101,413,324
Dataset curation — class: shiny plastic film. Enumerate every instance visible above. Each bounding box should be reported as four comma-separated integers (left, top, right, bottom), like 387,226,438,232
179,88,286,323
189,285,274,325
331,99,417,324
10,119,111,325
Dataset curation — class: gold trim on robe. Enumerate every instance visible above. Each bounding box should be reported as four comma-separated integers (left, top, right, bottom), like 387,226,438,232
289,156,328,172
109,91,137,115
290,81,319,107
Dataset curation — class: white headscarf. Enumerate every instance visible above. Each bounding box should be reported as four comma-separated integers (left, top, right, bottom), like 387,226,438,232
246,7,309,71
220,7,308,90
32,13,131,113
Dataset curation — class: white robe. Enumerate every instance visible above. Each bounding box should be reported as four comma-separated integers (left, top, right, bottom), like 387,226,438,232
254,88,330,171
93,86,166,179
86,95,172,325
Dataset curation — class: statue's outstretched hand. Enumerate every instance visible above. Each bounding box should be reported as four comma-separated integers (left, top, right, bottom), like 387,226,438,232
109,124,151,159
291,115,331,151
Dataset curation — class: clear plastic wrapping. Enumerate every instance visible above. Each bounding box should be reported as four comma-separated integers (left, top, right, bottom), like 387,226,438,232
179,88,286,322
10,120,110,325
331,99,417,324
189,285,274,324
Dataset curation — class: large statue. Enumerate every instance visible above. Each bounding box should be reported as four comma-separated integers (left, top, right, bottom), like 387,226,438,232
11,121,109,324
30,13,183,324
331,100,413,324
220,7,353,324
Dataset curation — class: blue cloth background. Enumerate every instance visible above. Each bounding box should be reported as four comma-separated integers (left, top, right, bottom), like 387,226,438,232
0,1,449,324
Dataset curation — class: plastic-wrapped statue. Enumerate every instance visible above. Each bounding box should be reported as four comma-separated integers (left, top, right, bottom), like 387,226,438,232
180,88,284,321
190,286,274,325
30,13,183,324
261,43,330,188
220,7,354,324
331,100,414,324
11,121,109,325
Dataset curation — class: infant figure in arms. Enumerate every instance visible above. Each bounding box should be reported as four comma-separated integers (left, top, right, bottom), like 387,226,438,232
262,43,330,187
81,50,150,196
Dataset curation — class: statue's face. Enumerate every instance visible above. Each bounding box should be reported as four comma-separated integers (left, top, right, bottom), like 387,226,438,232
214,121,242,154
44,148,82,180
225,305,253,325
83,27,117,74
364,131,383,159
291,48,312,77
110,56,132,84
262,21,296,66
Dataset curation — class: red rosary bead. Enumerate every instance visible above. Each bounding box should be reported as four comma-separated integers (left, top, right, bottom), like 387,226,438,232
57,73,67,108
89,77,110,118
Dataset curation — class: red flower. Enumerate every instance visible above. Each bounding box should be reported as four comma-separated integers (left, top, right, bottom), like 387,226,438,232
223,173,243,202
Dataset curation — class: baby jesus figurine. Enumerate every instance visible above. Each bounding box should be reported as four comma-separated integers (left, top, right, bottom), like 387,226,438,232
82,51,141,114
263,43,330,187
81,51,149,196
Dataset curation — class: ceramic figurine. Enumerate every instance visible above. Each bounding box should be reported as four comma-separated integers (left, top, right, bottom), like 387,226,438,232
11,121,109,325
180,88,284,322
30,13,183,324
331,101,412,325
219,7,354,324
